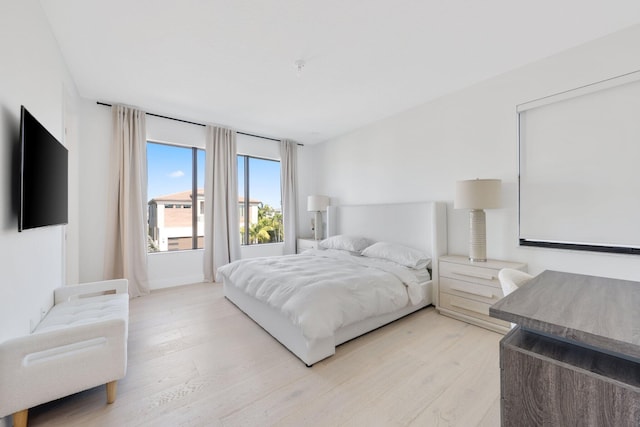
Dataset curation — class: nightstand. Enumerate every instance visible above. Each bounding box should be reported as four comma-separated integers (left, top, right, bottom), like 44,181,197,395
297,238,320,254
437,255,527,334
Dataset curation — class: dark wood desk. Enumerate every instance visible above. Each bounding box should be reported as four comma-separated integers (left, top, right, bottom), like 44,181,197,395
490,270,640,426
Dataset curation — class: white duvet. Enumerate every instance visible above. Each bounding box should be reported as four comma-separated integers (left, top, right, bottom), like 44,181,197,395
216,249,430,341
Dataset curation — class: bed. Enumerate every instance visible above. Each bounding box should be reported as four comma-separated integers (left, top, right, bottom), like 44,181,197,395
218,201,447,366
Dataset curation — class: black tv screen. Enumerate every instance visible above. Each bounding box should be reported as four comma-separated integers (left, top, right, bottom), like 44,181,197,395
19,106,68,231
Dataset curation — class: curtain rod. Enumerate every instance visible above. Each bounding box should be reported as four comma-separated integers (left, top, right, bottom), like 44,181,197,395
96,101,303,146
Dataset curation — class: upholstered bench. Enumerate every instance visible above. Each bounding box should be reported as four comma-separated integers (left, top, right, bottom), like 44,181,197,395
0,279,129,427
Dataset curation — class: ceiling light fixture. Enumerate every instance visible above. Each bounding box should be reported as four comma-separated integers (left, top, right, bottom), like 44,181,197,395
294,59,305,77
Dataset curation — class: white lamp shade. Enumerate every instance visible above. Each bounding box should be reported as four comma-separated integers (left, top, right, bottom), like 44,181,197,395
454,179,501,209
307,195,329,212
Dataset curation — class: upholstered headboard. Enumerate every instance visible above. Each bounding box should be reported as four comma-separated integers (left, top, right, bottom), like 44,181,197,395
326,201,447,300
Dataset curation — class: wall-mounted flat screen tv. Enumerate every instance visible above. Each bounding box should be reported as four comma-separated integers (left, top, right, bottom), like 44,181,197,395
19,106,68,231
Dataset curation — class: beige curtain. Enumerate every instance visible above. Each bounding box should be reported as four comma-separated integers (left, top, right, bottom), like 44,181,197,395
280,139,298,255
203,125,241,281
104,105,149,297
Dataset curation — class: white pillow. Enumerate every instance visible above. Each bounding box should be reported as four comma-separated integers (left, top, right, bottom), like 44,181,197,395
361,241,431,269
322,248,362,257
319,235,374,253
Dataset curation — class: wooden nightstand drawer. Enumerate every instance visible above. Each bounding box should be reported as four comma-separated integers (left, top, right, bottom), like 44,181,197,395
440,293,509,328
440,277,503,305
437,255,526,334
440,262,501,288
297,238,319,254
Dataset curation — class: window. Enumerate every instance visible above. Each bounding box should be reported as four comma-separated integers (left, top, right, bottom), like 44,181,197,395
147,142,205,252
238,155,282,245
518,73,640,254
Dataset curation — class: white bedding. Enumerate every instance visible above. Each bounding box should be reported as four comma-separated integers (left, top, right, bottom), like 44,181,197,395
216,249,431,341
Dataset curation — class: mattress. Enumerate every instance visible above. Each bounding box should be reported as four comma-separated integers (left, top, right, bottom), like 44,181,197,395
216,249,431,341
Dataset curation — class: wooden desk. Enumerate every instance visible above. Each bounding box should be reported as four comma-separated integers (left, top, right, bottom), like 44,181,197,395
490,270,640,426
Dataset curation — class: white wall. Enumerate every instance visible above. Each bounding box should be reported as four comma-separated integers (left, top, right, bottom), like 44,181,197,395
308,24,640,281
296,144,324,238
77,107,305,288
0,1,79,341
64,87,80,285
77,100,110,283
0,2,79,425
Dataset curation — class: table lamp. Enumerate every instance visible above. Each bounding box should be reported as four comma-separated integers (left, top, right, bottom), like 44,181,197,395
307,195,329,240
454,179,501,262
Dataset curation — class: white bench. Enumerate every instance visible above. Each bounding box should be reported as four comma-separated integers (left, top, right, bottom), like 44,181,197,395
0,279,129,427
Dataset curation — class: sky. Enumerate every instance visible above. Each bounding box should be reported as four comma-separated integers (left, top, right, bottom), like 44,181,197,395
147,142,281,208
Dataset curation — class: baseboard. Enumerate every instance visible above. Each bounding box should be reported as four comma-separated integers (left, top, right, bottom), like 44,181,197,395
149,274,205,290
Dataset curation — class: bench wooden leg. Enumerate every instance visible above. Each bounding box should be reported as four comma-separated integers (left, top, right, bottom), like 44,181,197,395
106,380,118,404
13,409,28,427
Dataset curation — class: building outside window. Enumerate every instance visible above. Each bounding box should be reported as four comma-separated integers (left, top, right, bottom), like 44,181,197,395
148,189,204,251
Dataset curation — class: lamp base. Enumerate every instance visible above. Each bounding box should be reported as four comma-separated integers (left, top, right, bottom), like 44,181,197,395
469,209,487,262
314,211,323,240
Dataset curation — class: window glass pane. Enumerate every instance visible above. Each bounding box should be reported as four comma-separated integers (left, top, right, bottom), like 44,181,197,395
248,157,282,245
147,142,202,252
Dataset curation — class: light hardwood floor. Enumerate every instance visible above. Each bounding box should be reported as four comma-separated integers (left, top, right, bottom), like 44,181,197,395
27,283,502,426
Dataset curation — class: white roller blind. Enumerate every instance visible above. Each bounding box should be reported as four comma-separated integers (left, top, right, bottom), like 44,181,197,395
518,71,640,252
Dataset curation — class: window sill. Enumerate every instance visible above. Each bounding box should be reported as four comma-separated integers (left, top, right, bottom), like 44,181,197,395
147,249,205,256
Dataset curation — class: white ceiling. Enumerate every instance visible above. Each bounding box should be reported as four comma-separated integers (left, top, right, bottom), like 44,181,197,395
40,0,640,144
